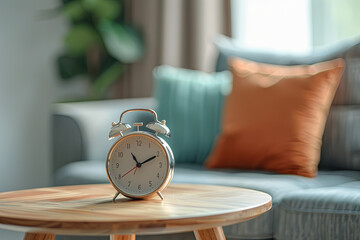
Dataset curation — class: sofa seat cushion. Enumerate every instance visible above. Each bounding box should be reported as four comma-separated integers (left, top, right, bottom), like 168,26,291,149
171,165,360,202
54,161,109,186
275,181,360,240
172,166,360,239
54,162,360,240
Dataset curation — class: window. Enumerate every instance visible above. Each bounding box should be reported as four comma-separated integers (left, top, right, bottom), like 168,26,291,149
231,0,360,54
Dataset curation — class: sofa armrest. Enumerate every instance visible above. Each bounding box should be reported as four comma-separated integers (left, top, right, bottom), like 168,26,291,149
52,97,157,173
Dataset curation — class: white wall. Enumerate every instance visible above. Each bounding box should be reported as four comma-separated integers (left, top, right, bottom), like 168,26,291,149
0,0,87,238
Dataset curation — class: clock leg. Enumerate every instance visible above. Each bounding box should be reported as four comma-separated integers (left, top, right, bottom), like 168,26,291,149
194,227,226,240
110,234,135,240
112,191,121,202
157,191,164,200
24,233,56,240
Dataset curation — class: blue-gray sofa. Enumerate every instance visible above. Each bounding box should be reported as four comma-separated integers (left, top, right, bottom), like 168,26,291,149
52,36,360,240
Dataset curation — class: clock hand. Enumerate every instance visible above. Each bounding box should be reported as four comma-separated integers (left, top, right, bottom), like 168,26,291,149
140,156,156,165
131,153,139,164
132,153,142,168
122,166,137,178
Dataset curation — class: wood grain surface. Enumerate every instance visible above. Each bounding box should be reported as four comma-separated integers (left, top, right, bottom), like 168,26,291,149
23,233,55,240
110,234,135,240
0,184,271,236
194,227,226,240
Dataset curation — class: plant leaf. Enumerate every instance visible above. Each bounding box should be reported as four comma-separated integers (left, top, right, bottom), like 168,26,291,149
93,62,124,95
82,0,121,20
57,54,87,80
98,20,144,63
63,1,86,20
65,24,101,56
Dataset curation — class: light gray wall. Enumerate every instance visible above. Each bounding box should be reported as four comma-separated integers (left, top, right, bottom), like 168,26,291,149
0,0,87,238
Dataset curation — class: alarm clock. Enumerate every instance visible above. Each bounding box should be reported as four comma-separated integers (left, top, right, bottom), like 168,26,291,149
106,108,174,201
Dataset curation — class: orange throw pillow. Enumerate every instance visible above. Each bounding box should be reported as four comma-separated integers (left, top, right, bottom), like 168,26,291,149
206,58,345,177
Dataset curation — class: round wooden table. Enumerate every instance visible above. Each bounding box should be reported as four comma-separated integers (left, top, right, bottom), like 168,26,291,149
0,184,271,240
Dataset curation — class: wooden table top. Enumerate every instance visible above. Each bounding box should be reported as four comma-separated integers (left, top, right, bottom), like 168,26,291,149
0,184,271,236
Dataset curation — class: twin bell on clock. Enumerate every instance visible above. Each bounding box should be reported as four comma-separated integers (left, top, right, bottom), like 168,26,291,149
106,109,174,202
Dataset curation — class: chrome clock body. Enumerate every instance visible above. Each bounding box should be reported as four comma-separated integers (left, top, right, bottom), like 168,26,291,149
106,109,174,201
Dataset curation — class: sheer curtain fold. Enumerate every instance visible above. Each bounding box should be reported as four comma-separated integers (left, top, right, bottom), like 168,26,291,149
112,0,231,98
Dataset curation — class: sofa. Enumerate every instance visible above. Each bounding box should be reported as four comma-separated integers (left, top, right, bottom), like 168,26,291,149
52,36,360,240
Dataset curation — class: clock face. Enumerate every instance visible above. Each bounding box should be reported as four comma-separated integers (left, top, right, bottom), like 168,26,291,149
106,133,170,198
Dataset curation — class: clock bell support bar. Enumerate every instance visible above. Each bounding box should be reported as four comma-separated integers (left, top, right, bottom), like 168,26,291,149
133,122,143,131
113,108,170,138
119,109,159,124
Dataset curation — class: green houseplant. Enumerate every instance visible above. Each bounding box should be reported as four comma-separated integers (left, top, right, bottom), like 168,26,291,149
57,0,144,99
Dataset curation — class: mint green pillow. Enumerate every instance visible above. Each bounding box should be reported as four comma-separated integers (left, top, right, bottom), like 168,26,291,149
153,65,232,164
